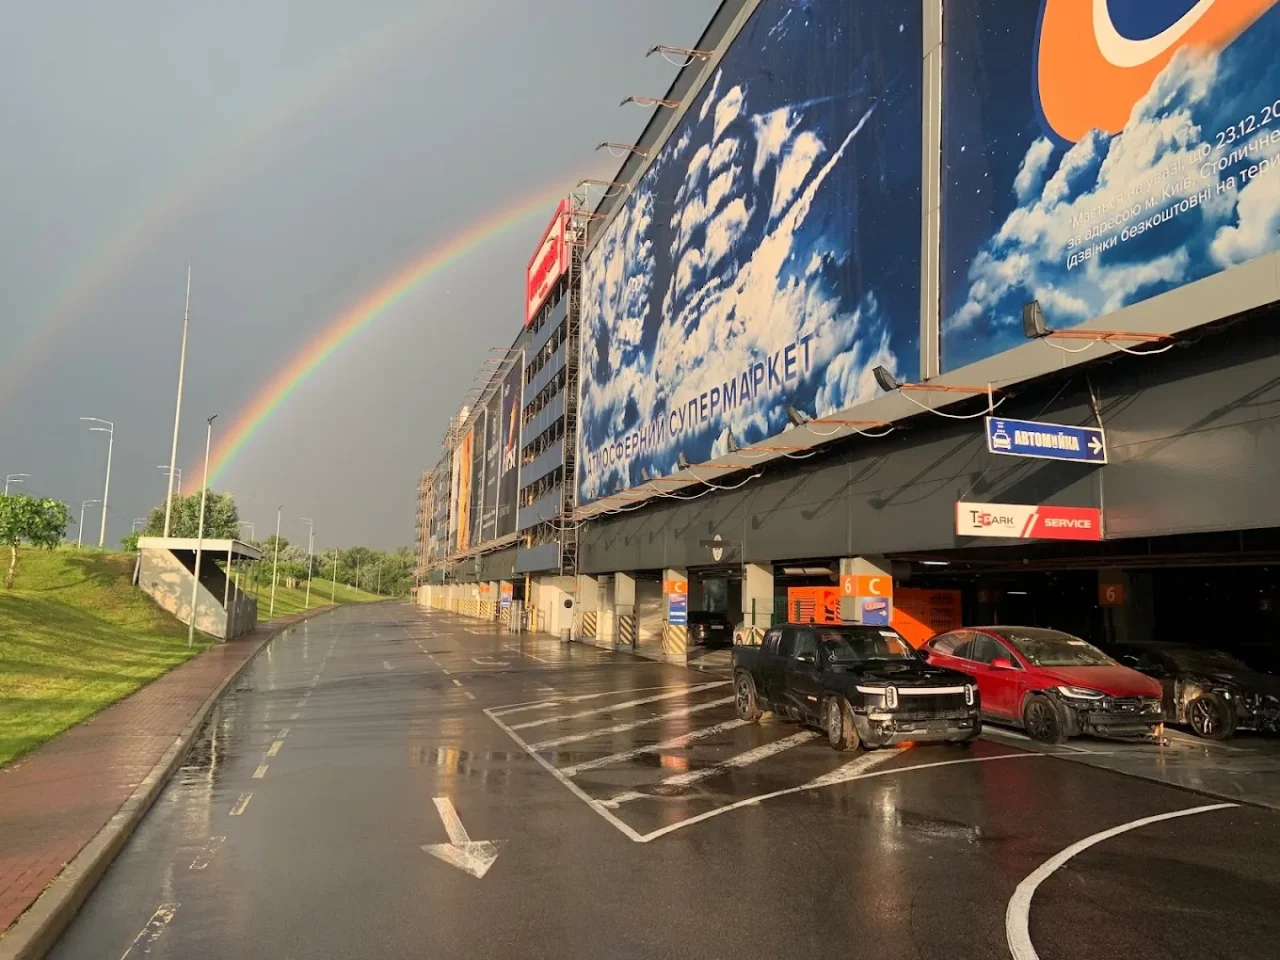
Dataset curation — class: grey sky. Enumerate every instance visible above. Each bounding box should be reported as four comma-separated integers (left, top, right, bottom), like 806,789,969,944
0,0,719,551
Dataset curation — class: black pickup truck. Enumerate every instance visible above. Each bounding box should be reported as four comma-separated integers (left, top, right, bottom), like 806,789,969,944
732,623,982,750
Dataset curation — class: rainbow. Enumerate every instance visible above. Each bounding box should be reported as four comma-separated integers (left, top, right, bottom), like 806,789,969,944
0,5,445,403
191,179,587,491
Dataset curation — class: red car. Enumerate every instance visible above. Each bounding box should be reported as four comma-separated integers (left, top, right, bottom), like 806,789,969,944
922,626,1164,743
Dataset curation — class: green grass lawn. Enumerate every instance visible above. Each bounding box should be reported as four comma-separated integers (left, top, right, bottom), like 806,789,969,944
250,577,384,621
0,547,210,767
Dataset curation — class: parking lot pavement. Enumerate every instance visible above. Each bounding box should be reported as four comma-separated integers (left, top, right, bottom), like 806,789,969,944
44,605,1279,960
981,723,1280,810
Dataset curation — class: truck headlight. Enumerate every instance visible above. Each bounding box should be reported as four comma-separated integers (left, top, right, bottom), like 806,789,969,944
965,683,975,706
885,685,899,709
1055,685,1105,700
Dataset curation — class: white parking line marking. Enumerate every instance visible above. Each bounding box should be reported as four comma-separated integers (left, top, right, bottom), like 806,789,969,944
253,764,269,779
189,836,225,870
484,708,645,843
529,697,735,750
289,712,301,721
1005,802,1237,960
641,752,1040,843
504,644,550,663
443,669,451,675
465,691,476,700
605,730,819,806
559,719,749,777
383,661,393,670
230,793,253,815
492,684,690,717
510,681,730,730
120,903,179,958
266,740,284,757
276,727,290,739
452,679,463,687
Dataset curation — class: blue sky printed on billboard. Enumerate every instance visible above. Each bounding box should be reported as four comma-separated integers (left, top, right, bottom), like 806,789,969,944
577,0,921,506
942,1,1280,371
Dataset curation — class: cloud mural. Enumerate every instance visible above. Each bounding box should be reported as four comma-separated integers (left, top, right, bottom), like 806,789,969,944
941,1,1280,371
577,0,922,505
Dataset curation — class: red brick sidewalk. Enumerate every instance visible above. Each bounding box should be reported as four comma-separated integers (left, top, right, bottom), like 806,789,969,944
0,609,330,937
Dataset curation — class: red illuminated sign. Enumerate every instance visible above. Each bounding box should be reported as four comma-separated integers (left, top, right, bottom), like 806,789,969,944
955,501,1103,541
526,199,570,324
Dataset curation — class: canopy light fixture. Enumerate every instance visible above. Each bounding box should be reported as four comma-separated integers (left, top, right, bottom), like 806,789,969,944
786,405,812,426
596,141,649,158
621,95,682,109
646,44,714,62
1022,300,1169,343
872,366,991,395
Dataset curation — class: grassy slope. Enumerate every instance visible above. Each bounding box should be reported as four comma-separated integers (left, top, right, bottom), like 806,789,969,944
0,548,210,766
252,578,384,621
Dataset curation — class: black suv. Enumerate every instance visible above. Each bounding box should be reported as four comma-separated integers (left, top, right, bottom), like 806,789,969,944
732,623,981,749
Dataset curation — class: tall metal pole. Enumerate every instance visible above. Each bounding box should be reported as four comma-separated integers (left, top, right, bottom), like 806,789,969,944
376,562,381,596
269,506,281,616
301,518,314,610
355,558,361,592
99,423,113,547
4,474,29,496
189,414,216,648
81,419,113,548
164,267,192,538
78,500,99,548
331,551,338,603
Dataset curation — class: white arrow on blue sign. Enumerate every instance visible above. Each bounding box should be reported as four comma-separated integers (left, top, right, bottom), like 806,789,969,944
985,416,1107,465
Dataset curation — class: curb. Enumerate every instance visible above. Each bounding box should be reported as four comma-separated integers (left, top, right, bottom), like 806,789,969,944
0,605,338,960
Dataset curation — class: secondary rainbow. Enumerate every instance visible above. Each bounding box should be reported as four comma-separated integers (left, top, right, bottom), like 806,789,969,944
194,181,582,491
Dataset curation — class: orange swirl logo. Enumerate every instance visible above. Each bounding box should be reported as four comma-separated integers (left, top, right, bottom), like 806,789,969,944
1035,0,1278,143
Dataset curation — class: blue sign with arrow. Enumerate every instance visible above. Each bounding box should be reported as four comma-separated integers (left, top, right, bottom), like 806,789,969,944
985,416,1107,465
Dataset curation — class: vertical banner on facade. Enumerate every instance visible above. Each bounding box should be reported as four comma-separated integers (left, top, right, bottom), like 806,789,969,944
455,429,474,552
496,358,523,538
500,580,513,614
470,410,486,551
482,391,501,543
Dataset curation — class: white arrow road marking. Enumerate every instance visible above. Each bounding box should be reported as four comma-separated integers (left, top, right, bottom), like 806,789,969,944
1005,801,1237,960
422,798,500,879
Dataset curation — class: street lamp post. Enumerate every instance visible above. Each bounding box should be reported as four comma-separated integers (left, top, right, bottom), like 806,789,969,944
132,518,147,532
164,267,192,538
376,562,382,596
80,418,113,547
269,506,281,617
157,466,182,508
189,414,216,648
331,551,338,603
78,500,101,548
239,521,254,541
301,518,315,610
4,474,29,496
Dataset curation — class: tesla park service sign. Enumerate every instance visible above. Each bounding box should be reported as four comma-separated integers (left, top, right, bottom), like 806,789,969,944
956,501,1103,542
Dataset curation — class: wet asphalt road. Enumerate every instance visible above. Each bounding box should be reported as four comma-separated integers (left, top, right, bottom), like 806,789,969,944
49,604,1279,960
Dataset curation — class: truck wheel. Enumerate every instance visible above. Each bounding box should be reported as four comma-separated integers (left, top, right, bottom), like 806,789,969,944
826,697,861,751
1187,693,1236,740
734,671,761,723
1023,695,1067,745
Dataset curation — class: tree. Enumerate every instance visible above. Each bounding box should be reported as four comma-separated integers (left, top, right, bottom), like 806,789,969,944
144,491,240,539
0,494,73,589
121,530,141,553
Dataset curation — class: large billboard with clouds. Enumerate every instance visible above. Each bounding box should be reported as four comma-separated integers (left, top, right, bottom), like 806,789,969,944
577,0,922,505
941,0,1280,372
